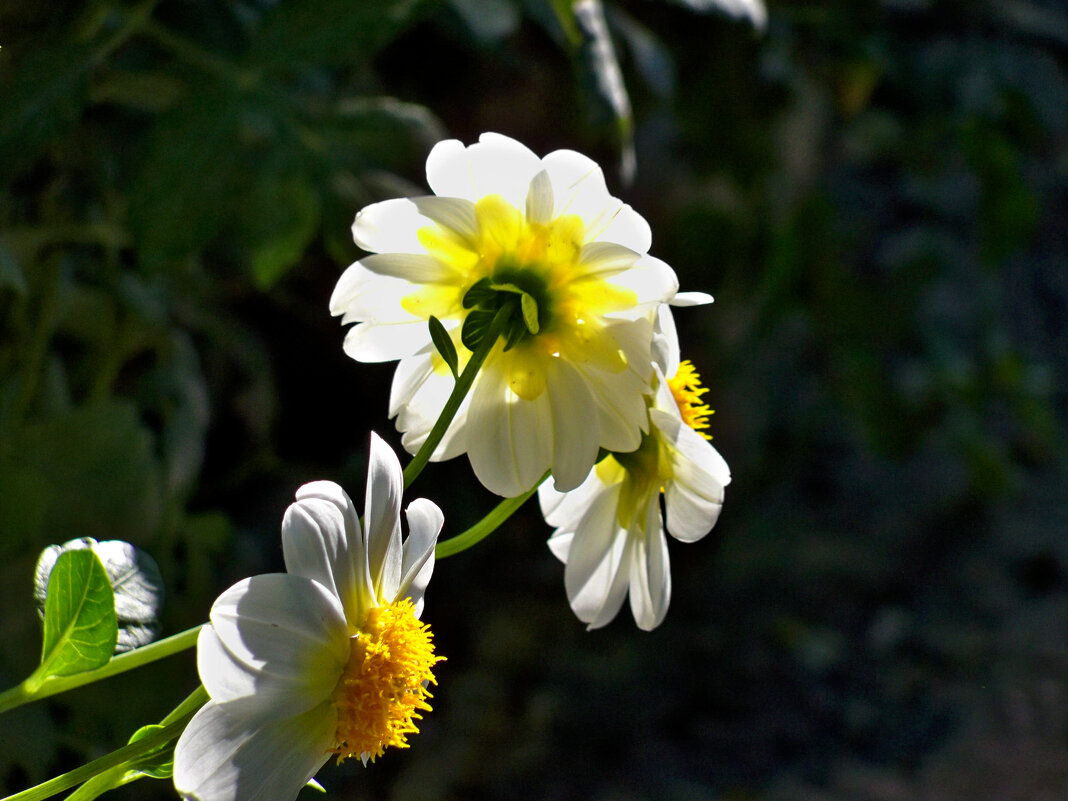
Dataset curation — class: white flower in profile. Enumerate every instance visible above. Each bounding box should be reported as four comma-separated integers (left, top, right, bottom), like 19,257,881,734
539,356,730,631
173,433,444,801
330,132,678,498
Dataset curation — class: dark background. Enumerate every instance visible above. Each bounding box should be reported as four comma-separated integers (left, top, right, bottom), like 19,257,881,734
1,0,1066,799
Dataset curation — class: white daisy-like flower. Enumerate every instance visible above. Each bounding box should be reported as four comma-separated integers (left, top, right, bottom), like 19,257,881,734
330,132,678,497
539,357,730,631
173,433,444,801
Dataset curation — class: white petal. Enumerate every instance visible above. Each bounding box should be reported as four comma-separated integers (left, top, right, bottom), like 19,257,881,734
399,498,443,615
410,196,479,243
562,483,632,629
608,255,679,308
652,304,680,377
205,575,348,719
427,133,541,210
359,252,459,284
330,263,418,326
344,320,435,363
466,364,553,497
596,203,653,254
284,482,373,627
576,242,641,278
627,506,672,631
664,478,723,543
425,138,473,199
651,409,730,542
351,198,429,254
547,529,574,563
364,432,404,603
545,359,601,492
566,319,654,453
541,147,653,253
659,408,732,488
173,699,335,801
670,291,713,307
538,467,606,529
525,169,555,225
393,350,470,462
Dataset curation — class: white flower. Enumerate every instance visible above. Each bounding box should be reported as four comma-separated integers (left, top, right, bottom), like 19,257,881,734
539,360,730,630
330,132,678,497
173,433,444,801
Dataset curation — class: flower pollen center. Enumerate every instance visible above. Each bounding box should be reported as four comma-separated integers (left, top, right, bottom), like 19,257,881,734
330,597,444,765
668,360,713,440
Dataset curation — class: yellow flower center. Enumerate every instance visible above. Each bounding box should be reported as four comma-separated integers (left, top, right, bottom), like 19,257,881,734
406,193,639,397
668,360,713,440
330,597,444,764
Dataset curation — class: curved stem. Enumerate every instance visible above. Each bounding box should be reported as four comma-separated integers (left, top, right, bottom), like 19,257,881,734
403,306,510,490
0,625,201,715
2,685,207,801
435,470,549,559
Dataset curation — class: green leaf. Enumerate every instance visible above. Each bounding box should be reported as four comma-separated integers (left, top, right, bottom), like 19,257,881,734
0,238,27,295
126,724,174,779
428,316,459,378
0,401,162,558
34,539,165,653
447,0,521,45
572,0,635,183
520,292,540,335
128,84,244,270
663,0,767,30
246,0,429,71
0,38,95,181
244,174,320,290
37,550,117,683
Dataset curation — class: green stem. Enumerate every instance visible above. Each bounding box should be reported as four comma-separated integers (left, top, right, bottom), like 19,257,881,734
435,470,549,559
402,306,510,490
2,686,207,801
62,765,139,801
0,625,201,715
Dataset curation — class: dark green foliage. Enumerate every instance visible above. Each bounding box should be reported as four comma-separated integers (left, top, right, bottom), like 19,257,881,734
0,0,1066,798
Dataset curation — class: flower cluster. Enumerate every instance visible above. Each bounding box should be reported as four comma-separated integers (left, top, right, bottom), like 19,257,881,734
175,133,729,801
333,132,730,630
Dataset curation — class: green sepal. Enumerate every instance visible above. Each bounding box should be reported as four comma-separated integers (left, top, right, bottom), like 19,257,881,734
520,292,540,335
428,316,460,378
462,277,495,309
36,549,118,685
461,308,496,352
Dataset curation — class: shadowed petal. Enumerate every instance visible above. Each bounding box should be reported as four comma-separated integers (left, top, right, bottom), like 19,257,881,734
399,498,443,615
207,575,349,709
174,700,335,801
364,432,403,603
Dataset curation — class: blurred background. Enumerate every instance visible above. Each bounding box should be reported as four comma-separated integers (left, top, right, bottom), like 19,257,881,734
1,0,1067,799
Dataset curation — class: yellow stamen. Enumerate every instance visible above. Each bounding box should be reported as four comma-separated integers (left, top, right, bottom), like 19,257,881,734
330,597,444,764
668,360,714,440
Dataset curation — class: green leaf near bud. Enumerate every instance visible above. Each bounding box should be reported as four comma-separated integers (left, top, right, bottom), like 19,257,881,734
428,316,460,378
37,549,117,683
35,538,164,653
